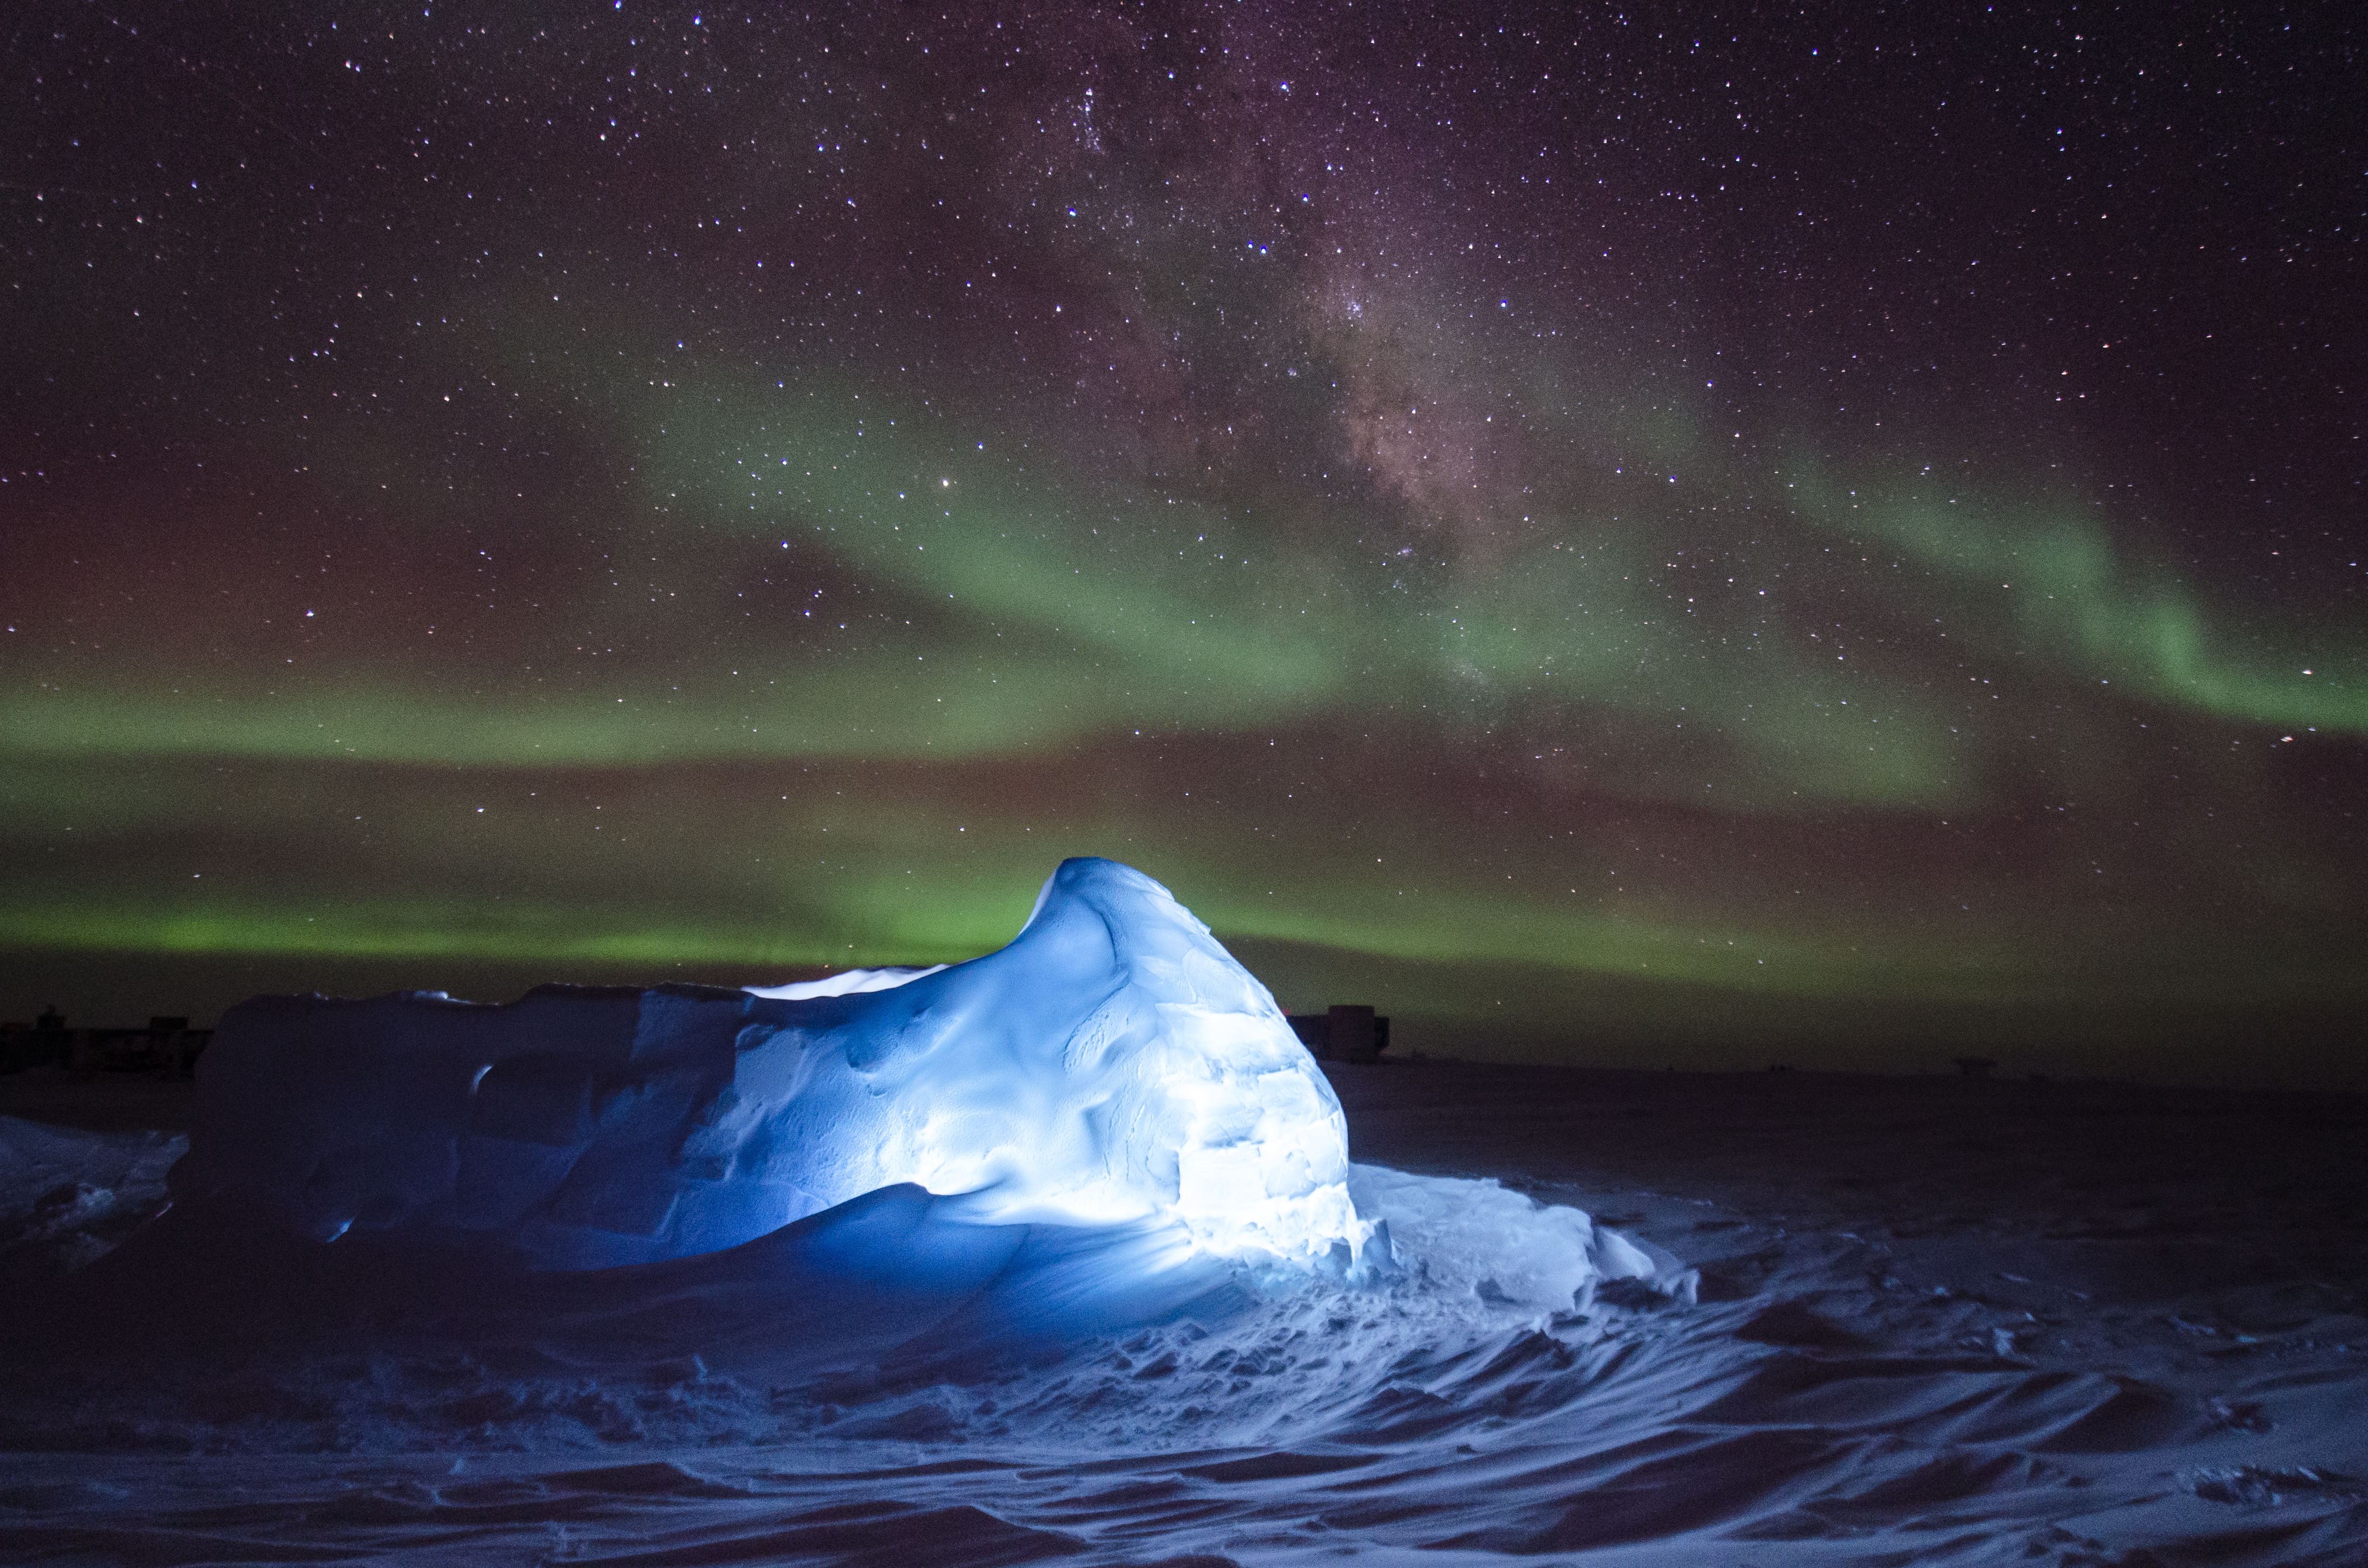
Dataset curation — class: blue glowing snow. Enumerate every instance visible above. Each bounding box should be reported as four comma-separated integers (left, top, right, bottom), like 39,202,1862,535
175,859,1369,1270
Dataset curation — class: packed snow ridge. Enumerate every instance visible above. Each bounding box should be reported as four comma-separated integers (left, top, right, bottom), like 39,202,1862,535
176,857,1371,1269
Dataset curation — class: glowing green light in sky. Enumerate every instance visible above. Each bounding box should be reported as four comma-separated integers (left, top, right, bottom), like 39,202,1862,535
4,298,2359,1083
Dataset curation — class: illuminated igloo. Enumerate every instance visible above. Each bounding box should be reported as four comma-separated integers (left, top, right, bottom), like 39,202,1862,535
176,858,1369,1270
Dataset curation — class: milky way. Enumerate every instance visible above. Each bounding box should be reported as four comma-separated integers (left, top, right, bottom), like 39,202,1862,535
4,3,2361,1081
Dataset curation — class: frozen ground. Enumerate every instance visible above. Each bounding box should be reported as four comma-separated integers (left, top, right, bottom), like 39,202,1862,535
3,1057,2363,1565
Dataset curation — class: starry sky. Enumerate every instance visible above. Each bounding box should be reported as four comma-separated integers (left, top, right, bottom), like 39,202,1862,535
5,2,2363,1084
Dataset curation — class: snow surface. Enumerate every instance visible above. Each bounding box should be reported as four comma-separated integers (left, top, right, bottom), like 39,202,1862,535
0,1114,182,1273
172,859,1385,1268
5,861,2361,1564
7,1063,2364,1566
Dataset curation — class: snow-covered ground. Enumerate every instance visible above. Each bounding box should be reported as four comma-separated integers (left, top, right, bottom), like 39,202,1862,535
2,863,2361,1565
3,1058,2361,1565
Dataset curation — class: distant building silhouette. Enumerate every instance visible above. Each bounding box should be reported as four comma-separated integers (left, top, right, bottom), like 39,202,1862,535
1286,1004,1391,1064
0,1009,210,1077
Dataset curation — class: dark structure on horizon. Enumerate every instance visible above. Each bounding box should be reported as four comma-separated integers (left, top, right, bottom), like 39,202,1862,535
0,1010,211,1077
1287,1005,1391,1065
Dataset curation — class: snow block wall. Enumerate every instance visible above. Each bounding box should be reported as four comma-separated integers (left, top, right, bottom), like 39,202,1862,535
173,859,1367,1270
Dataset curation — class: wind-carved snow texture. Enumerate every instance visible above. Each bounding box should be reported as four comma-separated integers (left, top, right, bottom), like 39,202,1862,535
172,858,1384,1269
0,1116,183,1273
8,891,2365,1564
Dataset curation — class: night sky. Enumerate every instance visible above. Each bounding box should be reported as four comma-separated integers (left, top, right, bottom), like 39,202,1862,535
5,2,2363,1084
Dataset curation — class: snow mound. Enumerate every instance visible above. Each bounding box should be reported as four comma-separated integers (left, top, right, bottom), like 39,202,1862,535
1349,1164,1681,1311
172,858,1367,1269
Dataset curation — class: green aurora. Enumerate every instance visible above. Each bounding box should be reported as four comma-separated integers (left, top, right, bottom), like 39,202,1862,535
4,5,2361,1084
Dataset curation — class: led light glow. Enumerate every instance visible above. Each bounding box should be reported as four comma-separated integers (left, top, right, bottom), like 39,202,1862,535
176,860,1370,1269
